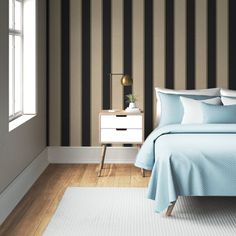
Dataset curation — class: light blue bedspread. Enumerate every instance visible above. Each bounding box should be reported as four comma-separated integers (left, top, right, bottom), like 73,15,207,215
135,124,236,212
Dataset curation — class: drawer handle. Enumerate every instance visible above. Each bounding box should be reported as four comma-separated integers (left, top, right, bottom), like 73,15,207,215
116,115,127,117
116,128,127,131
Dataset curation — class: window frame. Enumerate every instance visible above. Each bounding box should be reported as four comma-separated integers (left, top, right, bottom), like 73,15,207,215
9,0,24,122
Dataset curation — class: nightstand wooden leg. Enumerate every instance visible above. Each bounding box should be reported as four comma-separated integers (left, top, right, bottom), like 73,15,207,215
97,145,107,177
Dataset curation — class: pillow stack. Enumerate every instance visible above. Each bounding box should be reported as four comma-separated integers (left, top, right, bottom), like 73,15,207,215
155,87,236,126
155,87,220,126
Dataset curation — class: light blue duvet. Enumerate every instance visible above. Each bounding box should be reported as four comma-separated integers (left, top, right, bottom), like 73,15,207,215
135,124,236,212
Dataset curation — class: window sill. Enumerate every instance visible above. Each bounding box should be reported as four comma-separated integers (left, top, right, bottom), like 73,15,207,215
9,114,36,132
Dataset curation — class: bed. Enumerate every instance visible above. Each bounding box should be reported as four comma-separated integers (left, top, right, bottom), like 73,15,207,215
135,88,236,216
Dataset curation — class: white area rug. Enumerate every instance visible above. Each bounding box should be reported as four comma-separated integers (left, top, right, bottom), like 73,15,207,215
44,187,236,236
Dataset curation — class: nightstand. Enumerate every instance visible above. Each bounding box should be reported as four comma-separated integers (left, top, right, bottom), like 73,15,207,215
97,110,144,177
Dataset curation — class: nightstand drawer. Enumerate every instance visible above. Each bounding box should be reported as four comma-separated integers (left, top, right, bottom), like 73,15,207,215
100,128,142,143
100,115,142,129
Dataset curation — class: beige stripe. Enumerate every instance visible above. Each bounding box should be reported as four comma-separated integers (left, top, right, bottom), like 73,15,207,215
49,0,61,145
111,0,123,111
91,0,102,146
153,0,165,126
132,0,144,111
174,0,186,90
217,0,228,89
195,0,207,89
70,0,82,146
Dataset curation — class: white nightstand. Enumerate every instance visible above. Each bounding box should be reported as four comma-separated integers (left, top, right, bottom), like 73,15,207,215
97,110,144,177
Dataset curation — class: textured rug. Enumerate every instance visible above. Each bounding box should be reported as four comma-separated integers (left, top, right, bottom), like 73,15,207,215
43,187,236,236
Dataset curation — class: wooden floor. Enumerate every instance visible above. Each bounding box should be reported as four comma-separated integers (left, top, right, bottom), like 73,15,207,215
0,164,150,236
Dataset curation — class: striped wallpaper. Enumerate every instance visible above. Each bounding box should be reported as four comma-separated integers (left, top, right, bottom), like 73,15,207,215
49,0,234,147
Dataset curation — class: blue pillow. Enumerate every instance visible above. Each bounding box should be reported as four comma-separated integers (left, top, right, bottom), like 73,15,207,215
158,92,218,127
201,103,236,124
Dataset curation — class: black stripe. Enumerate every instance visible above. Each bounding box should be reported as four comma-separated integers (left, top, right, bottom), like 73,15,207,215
186,0,195,89
144,0,153,138
123,0,132,147
46,0,49,146
207,0,216,88
229,0,236,89
123,0,132,109
165,0,174,89
82,0,91,146
102,0,111,109
61,0,70,146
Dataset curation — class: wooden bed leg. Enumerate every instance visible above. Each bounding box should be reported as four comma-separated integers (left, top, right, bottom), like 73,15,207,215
165,201,177,217
137,145,145,177
141,168,145,177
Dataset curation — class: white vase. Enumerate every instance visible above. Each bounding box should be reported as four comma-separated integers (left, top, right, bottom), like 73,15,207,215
129,102,136,109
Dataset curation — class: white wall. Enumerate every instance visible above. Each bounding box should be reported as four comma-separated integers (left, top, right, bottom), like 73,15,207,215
0,0,47,194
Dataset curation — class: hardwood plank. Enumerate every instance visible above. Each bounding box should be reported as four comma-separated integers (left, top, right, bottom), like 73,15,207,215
131,166,150,187
6,165,73,236
113,164,132,187
79,164,98,187
34,165,86,235
96,164,115,187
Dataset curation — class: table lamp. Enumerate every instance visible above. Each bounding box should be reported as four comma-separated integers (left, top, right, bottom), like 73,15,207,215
109,73,133,110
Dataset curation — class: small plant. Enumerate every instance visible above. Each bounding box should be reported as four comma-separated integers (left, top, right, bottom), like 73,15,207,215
126,94,137,103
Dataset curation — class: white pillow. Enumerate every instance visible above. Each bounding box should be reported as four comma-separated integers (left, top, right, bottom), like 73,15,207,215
155,87,221,125
156,87,220,96
221,97,236,105
220,89,236,97
220,89,236,105
180,96,222,124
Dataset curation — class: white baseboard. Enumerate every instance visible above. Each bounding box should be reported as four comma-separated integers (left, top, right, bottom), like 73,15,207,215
48,146,138,164
0,148,49,225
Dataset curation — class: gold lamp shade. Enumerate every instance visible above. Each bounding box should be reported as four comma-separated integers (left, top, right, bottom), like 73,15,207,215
120,74,133,86
109,73,133,110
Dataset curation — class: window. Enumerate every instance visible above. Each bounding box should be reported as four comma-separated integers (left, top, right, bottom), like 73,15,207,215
9,0,36,125
9,0,23,121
